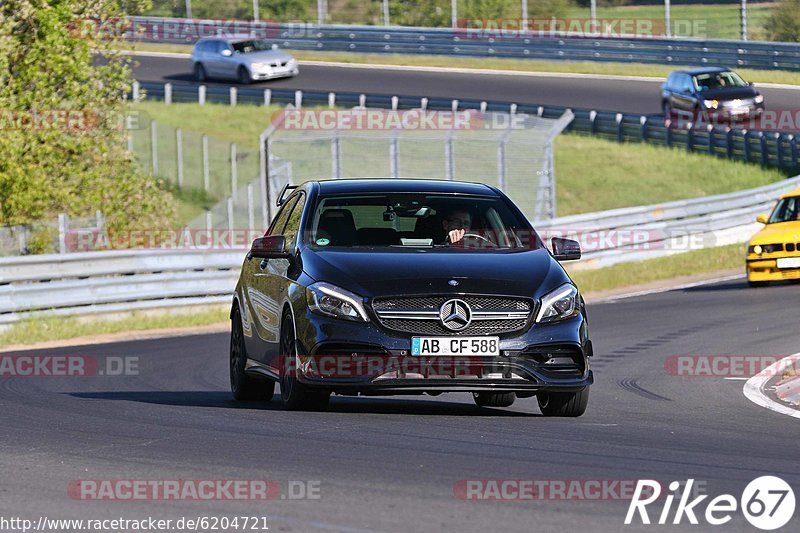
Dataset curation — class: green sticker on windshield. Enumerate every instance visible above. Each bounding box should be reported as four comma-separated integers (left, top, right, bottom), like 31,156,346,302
316,238,330,246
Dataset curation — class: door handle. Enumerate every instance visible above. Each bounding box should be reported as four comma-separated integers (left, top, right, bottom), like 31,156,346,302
259,259,268,270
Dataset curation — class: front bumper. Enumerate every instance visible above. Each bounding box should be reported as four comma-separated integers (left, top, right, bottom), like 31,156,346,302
747,255,800,281
251,66,299,80
292,309,592,394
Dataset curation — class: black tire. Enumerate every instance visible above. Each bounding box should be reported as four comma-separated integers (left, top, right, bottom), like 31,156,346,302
279,310,330,411
230,308,275,401
472,392,516,408
237,66,252,85
748,280,769,288
537,388,589,417
193,63,206,82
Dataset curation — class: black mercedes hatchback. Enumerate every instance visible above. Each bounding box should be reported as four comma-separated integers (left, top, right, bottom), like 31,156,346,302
229,179,593,416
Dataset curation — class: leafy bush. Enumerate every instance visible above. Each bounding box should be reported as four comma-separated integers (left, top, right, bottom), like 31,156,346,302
765,0,800,42
0,1,175,238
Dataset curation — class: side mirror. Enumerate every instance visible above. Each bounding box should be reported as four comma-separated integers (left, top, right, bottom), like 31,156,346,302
756,214,768,224
221,49,232,57
552,237,581,261
250,235,288,259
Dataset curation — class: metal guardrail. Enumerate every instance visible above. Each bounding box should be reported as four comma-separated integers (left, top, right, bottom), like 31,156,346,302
136,81,800,170
2,176,796,322
127,16,800,72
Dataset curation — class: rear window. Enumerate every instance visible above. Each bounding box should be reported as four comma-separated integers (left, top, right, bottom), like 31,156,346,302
307,193,538,251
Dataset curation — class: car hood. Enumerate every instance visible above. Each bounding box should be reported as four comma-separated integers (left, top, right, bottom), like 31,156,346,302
300,247,570,298
750,222,800,244
698,86,758,101
241,50,294,63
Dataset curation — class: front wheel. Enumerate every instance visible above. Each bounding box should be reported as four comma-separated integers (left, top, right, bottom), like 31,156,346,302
237,66,252,85
230,308,275,401
472,392,516,408
537,388,589,417
279,310,330,411
193,63,207,82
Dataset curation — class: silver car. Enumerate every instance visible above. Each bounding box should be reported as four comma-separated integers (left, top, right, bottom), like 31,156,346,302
191,37,299,84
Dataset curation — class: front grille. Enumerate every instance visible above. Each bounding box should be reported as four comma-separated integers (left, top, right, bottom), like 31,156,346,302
372,295,533,336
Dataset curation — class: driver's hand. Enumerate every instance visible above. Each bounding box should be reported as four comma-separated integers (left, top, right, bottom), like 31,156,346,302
448,229,466,244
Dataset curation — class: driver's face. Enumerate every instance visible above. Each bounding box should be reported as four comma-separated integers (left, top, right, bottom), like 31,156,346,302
443,211,471,232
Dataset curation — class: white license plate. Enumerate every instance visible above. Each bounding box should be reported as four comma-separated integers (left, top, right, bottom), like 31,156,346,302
411,336,500,356
777,257,800,269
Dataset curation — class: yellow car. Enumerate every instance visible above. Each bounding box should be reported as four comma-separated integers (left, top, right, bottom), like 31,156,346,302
747,187,800,287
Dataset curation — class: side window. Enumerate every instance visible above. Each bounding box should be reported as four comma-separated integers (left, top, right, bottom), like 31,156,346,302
682,74,694,93
267,195,299,236
282,193,306,249
216,41,230,55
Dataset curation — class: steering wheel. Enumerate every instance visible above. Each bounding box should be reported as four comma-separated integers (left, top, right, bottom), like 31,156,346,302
460,233,493,244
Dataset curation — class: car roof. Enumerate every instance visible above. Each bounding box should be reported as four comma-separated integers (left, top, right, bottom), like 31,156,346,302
780,187,800,199
312,178,497,196
674,67,731,76
196,35,258,43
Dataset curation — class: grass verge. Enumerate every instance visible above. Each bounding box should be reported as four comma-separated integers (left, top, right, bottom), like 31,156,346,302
124,43,800,87
0,307,229,348
567,242,746,294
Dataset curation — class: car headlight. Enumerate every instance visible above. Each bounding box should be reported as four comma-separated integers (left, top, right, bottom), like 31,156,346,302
306,282,369,322
749,244,783,254
703,99,719,109
536,284,580,323
251,62,270,69
754,94,764,104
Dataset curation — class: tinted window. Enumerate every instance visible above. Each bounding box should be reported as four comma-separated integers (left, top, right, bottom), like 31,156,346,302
232,39,272,54
308,193,536,250
693,71,748,92
282,193,306,249
267,194,300,236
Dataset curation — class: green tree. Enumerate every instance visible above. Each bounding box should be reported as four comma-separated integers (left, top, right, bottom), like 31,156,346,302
765,0,800,42
0,0,175,238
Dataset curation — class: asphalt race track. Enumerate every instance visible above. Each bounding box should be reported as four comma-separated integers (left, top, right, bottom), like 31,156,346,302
3,278,799,532
132,54,800,116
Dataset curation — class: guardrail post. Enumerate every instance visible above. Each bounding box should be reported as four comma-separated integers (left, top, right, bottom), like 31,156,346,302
230,143,238,198
791,134,798,167
331,131,341,179
198,85,206,105
615,113,623,142
726,128,734,158
164,82,172,104
328,92,336,108
150,120,158,175
687,126,694,152
230,87,237,106
390,132,399,178
537,106,544,117
497,137,506,191
247,183,255,232
509,103,517,115
451,99,458,112
176,128,184,189
295,90,303,108
445,131,455,181
264,89,271,106
58,213,68,254
202,134,210,191
420,97,428,110
759,132,768,166
359,94,367,108
391,96,399,111
589,110,597,135
665,121,672,148
480,101,487,113
775,132,784,167
132,81,140,101
639,115,648,141
707,125,715,156
743,130,751,161
227,196,235,233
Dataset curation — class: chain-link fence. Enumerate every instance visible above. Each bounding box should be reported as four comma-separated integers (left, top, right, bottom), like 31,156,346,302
262,108,572,221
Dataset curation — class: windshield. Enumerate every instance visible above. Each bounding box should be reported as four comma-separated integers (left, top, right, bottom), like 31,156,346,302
768,196,800,223
308,193,537,250
693,71,749,92
231,39,272,54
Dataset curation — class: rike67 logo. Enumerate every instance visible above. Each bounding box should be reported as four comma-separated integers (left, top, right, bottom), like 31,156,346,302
625,477,795,530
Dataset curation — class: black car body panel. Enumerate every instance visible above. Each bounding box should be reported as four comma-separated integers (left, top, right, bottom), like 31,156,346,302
232,179,593,397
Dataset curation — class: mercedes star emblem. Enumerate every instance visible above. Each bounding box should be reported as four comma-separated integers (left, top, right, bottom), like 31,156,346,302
439,299,472,331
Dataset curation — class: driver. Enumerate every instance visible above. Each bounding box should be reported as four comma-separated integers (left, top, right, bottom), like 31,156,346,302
442,209,472,244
